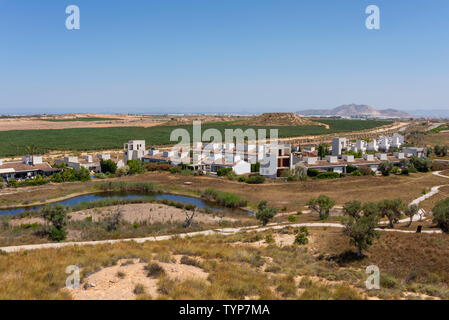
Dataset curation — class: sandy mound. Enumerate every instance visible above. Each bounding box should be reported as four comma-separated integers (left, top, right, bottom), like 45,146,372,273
69,256,208,300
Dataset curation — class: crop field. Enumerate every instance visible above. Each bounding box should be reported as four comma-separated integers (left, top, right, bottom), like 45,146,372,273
0,119,392,157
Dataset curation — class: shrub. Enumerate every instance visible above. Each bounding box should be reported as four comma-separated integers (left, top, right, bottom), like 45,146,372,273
100,159,117,174
288,215,297,222
238,176,246,182
350,170,362,176
94,173,107,179
264,265,281,273
378,161,393,176
146,163,173,172
180,256,201,267
41,204,70,242
307,168,319,177
346,165,358,174
358,166,374,176
245,175,265,184
265,234,274,244
145,263,165,278
127,159,144,174
409,156,432,172
391,166,400,174
316,172,340,179
256,207,278,226
48,226,67,242
380,273,400,289
276,275,297,298
133,284,146,295
7,179,18,188
116,271,126,279
294,227,309,245
332,284,362,300
217,167,233,177
105,208,122,232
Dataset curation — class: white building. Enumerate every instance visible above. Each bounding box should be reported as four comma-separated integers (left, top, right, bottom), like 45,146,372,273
378,136,390,151
332,138,347,156
124,140,146,163
367,139,378,152
354,140,367,153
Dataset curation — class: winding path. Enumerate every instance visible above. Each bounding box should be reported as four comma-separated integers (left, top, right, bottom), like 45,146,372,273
1,171,449,253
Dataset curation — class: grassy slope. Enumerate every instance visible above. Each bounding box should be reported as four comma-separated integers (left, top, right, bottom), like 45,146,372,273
1,228,448,300
0,119,392,157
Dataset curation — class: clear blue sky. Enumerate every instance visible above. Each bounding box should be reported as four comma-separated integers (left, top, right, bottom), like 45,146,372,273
1,0,448,114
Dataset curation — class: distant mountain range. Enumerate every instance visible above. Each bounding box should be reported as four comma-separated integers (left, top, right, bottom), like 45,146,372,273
297,104,411,118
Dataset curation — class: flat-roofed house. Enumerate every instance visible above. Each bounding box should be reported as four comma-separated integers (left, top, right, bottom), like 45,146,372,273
124,140,146,163
0,157,59,182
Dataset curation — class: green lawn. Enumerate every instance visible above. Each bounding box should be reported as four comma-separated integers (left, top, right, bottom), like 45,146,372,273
0,119,392,157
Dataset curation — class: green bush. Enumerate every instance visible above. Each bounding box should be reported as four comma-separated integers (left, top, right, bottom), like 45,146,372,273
217,167,233,176
245,175,265,184
432,197,449,233
48,226,67,242
350,170,362,176
358,166,374,176
238,176,247,182
100,159,117,174
307,168,319,177
7,179,18,188
202,188,248,208
288,215,297,222
127,159,144,174
294,227,309,245
316,172,340,179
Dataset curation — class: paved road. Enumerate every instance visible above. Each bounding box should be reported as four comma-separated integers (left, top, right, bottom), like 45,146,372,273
1,171,448,253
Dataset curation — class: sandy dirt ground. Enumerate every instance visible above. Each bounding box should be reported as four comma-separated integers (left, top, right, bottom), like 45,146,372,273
69,255,208,300
8,203,238,227
0,114,170,131
0,114,250,131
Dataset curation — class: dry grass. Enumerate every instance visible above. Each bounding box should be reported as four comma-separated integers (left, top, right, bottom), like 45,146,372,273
1,226,448,300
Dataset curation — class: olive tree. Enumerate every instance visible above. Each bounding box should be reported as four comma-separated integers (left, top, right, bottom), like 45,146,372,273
256,201,278,226
378,199,405,228
432,198,449,233
405,204,419,227
307,195,335,220
343,201,363,219
343,214,380,257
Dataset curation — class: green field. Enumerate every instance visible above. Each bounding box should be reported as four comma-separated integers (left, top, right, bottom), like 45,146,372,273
39,117,122,122
0,119,392,157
